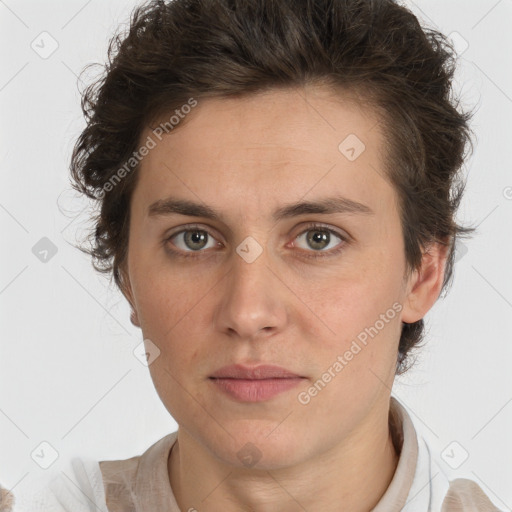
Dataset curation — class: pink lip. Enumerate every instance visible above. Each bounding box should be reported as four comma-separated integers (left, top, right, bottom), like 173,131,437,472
210,364,302,379
211,378,304,402
209,364,305,402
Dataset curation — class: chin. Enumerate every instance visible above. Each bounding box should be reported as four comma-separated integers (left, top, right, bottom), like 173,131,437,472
201,424,309,470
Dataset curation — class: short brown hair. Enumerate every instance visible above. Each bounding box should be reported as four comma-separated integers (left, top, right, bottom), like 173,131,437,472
70,0,476,375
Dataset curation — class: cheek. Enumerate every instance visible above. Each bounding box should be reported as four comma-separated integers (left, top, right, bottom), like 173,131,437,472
133,250,209,324
134,265,220,368
304,261,403,391
305,286,402,418
140,281,210,419
311,264,401,340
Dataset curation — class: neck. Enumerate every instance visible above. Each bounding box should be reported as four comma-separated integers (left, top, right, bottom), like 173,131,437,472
168,401,400,512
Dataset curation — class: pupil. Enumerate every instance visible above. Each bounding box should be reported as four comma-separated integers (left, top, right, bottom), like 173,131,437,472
308,230,329,250
186,230,207,250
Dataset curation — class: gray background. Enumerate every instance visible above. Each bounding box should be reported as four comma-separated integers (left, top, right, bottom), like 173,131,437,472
1,0,511,508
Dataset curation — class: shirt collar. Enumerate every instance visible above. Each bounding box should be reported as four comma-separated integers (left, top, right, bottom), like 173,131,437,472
372,396,420,510
131,395,441,511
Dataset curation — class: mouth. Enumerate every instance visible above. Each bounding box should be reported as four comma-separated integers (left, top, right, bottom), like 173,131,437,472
209,364,306,402
210,363,303,380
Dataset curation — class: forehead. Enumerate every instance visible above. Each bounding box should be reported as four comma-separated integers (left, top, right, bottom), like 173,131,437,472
133,85,392,220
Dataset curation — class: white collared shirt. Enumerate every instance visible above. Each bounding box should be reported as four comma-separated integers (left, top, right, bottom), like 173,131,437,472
4,396,501,511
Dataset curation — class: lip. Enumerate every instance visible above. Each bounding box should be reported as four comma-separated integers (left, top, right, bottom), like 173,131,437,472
209,364,306,402
210,364,302,379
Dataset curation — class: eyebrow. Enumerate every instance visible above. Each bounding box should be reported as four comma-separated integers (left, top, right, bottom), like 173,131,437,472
147,195,374,221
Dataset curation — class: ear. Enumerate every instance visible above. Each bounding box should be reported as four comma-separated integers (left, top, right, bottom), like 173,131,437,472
119,264,141,328
401,240,450,324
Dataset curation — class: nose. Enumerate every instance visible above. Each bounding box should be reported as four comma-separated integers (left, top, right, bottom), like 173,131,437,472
213,244,288,341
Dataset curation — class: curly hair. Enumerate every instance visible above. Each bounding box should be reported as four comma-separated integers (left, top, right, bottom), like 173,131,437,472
69,0,476,375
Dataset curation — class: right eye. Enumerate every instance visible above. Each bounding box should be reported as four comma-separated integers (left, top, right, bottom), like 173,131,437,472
165,225,222,257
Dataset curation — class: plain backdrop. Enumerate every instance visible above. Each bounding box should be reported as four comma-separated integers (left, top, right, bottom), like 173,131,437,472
1,0,511,508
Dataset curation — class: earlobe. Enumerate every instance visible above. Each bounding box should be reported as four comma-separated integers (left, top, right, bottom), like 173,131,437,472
130,308,141,327
401,241,449,324
119,265,141,328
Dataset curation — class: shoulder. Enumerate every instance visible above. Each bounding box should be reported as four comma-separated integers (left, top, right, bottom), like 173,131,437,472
4,457,108,512
442,478,502,512
390,397,503,512
417,431,502,511
98,431,178,511
98,453,141,511
0,486,15,512
5,432,178,512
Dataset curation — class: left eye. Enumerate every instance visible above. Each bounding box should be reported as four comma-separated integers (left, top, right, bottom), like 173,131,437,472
294,227,344,252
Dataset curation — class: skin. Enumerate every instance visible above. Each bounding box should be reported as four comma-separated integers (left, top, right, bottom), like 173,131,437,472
120,85,448,512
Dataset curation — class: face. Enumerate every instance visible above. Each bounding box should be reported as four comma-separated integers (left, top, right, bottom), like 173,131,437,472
121,85,434,469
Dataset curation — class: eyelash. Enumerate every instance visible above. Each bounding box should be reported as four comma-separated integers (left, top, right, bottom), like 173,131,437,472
163,222,349,260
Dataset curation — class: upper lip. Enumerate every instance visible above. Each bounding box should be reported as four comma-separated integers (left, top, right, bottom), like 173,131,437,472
210,364,302,379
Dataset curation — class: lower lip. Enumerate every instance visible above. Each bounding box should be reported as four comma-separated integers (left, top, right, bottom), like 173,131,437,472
210,377,305,402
